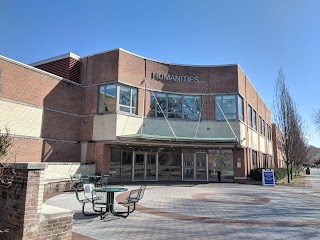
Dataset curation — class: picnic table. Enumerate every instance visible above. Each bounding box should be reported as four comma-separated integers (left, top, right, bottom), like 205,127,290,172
93,187,128,219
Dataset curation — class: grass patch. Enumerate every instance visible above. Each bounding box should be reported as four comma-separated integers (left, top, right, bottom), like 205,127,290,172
276,174,309,187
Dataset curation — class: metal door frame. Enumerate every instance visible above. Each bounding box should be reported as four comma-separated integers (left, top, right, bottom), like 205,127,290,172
182,152,208,181
132,151,158,181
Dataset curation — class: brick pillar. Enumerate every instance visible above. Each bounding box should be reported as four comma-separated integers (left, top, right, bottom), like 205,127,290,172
93,143,111,175
233,149,247,183
0,163,73,240
0,163,45,239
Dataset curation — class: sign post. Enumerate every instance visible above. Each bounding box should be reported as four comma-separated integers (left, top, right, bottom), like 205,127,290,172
262,169,275,187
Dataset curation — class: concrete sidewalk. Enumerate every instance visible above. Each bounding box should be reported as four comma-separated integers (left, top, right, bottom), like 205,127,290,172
45,169,320,240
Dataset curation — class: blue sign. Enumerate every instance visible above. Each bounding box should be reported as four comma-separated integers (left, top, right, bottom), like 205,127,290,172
262,169,275,186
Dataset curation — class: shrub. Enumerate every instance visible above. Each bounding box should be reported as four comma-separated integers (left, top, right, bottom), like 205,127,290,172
249,168,287,182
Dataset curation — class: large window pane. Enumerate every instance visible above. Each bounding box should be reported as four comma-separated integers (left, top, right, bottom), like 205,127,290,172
168,94,183,118
215,96,223,120
98,86,105,114
248,105,252,127
156,93,167,117
208,149,234,181
222,95,236,119
150,92,201,121
183,96,201,121
131,88,137,114
119,85,138,114
215,95,237,120
253,110,257,130
168,95,182,113
98,84,117,114
194,96,201,121
238,96,243,121
119,85,131,107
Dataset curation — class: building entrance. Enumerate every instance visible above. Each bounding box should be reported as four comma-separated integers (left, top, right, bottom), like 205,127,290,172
182,152,207,181
133,152,157,181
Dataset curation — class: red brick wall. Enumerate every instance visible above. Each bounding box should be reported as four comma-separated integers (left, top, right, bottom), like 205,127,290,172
41,110,80,141
80,50,119,85
0,163,73,240
1,57,83,163
3,137,43,163
38,216,73,240
43,81,82,115
34,57,81,83
233,148,246,182
80,116,94,142
42,141,81,162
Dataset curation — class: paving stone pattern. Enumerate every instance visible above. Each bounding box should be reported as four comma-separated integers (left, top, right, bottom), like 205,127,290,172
45,169,320,240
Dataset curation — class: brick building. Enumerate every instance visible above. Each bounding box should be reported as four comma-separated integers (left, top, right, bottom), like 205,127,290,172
0,48,274,183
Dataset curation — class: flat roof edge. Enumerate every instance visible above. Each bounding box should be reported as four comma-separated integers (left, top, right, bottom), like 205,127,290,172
0,55,82,87
30,52,80,66
82,47,239,68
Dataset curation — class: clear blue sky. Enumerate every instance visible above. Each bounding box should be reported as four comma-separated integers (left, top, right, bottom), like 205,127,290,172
1,0,320,147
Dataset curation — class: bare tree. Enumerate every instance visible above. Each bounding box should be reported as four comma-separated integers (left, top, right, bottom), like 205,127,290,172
0,127,15,189
273,69,307,183
313,109,320,133
0,127,13,160
0,127,13,234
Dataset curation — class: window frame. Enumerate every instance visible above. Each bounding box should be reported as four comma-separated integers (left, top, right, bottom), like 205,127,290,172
215,94,243,121
247,104,253,128
149,92,201,121
98,83,138,115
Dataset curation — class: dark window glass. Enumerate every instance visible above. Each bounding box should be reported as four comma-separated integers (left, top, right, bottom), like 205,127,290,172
238,96,244,121
253,110,257,130
168,94,182,117
156,93,166,117
248,105,252,127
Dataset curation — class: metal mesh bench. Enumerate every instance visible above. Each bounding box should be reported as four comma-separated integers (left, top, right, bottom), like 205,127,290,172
116,185,146,218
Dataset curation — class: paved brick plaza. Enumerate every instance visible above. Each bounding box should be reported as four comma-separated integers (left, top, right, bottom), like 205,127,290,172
45,169,320,240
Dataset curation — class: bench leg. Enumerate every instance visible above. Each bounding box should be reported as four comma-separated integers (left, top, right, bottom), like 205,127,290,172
82,202,100,216
112,203,136,218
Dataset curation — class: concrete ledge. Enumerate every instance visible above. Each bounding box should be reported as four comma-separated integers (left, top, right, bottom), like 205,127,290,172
40,203,73,220
0,162,47,170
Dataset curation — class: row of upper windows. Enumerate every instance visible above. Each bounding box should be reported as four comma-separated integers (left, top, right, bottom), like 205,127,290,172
98,84,269,135
247,104,272,140
149,93,202,120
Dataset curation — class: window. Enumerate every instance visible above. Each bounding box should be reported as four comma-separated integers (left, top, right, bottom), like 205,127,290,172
252,150,257,168
268,125,272,140
98,84,117,114
183,96,201,121
259,116,265,135
262,154,267,168
98,84,138,115
215,95,237,120
215,95,243,121
149,92,201,121
119,85,137,114
168,94,182,118
247,105,253,127
253,110,257,130
238,96,244,121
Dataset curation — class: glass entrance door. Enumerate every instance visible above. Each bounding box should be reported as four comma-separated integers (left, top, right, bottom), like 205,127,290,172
133,152,157,181
195,153,207,180
183,152,207,181
134,153,145,181
183,153,194,180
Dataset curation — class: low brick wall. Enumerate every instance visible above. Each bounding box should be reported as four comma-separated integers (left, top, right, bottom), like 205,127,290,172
38,204,73,240
44,162,96,180
0,162,73,240
43,162,96,196
44,179,74,196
